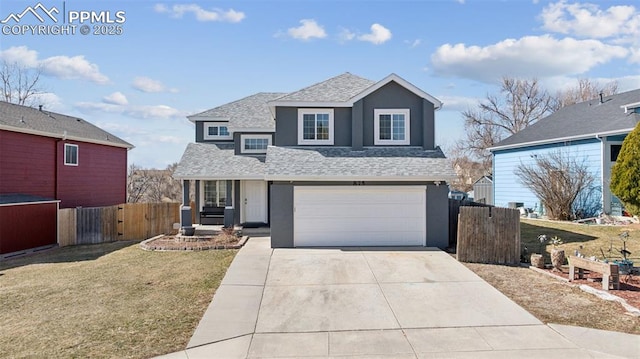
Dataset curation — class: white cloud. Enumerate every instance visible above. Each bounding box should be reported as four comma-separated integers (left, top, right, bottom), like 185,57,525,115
0,46,109,84
75,101,185,120
437,95,480,112
40,55,109,84
0,45,39,67
405,39,421,48
154,3,244,23
630,47,640,64
31,93,63,111
287,19,327,41
338,28,356,43
103,92,128,106
132,76,176,93
431,35,628,83
358,23,392,45
540,1,640,40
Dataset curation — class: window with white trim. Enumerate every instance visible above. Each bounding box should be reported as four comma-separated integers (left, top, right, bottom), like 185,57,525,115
203,122,231,140
241,134,271,154
298,109,334,145
203,180,227,207
374,109,410,145
64,144,78,166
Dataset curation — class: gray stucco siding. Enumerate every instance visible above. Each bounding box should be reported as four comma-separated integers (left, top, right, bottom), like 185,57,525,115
275,107,352,146
361,81,426,147
269,181,449,248
270,183,294,248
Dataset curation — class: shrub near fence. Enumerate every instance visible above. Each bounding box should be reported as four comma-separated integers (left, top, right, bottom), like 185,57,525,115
58,203,180,247
456,206,521,265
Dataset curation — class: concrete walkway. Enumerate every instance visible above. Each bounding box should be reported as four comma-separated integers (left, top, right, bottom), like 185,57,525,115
157,237,640,359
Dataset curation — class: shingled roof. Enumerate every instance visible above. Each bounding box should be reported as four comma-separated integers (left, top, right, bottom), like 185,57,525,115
188,92,286,130
266,146,456,181
174,143,266,180
0,101,132,148
491,88,640,151
273,73,376,103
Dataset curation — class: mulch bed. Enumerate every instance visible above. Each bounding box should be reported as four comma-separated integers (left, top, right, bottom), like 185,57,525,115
536,266,640,310
140,234,247,251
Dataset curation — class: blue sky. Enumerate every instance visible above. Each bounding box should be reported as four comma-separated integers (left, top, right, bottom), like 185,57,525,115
2,0,639,168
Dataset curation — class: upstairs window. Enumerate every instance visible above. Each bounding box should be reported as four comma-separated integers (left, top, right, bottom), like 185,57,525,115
204,122,231,140
298,109,334,145
64,144,78,166
241,134,271,154
374,109,410,145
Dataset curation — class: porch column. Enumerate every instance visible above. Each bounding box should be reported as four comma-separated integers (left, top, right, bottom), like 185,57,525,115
224,180,234,227
180,180,194,234
194,180,200,224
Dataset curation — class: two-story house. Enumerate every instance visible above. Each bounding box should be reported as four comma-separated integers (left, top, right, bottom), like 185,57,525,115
174,73,456,248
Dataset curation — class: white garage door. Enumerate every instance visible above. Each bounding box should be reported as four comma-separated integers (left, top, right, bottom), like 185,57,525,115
293,186,426,247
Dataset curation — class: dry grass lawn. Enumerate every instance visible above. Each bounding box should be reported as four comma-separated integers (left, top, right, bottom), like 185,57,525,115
0,241,236,359
465,262,640,335
520,218,640,263
465,218,640,336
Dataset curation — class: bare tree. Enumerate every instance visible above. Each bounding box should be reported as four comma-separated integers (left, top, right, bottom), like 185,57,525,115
552,78,618,111
1,61,45,106
458,77,554,171
127,164,152,203
514,151,595,220
126,163,182,203
445,145,487,192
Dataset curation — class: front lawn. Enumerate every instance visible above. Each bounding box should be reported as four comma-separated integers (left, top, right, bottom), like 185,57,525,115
0,241,236,359
520,219,640,263
466,218,640,335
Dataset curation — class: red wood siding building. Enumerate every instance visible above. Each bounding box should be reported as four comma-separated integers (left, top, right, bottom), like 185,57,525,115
0,101,133,255
0,102,133,209
0,196,59,255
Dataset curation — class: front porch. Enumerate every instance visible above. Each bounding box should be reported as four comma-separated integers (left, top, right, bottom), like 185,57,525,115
180,179,270,228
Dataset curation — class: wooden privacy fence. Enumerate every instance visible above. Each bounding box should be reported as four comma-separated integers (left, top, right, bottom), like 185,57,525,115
448,199,492,248
456,206,521,265
58,202,180,247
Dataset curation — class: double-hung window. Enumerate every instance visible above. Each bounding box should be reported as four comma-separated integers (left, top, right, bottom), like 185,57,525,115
298,109,334,145
203,180,227,207
204,122,231,140
241,134,271,154
374,109,410,145
64,144,78,166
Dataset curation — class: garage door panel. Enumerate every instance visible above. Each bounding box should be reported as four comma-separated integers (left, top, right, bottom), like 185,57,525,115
294,217,425,232
295,206,423,220
294,231,423,247
294,186,426,247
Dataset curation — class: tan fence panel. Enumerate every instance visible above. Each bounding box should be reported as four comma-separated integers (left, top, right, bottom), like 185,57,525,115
58,208,77,247
120,202,180,240
456,206,520,265
75,206,119,245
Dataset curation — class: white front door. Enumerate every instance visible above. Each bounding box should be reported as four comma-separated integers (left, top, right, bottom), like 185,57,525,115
242,180,267,223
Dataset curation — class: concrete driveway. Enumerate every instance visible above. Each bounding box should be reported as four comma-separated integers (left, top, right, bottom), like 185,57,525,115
158,237,640,359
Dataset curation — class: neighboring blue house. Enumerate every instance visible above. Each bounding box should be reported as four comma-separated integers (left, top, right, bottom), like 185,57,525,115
490,89,640,216
174,73,456,248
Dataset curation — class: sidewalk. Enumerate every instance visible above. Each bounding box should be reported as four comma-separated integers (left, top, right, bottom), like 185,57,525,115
156,237,640,359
